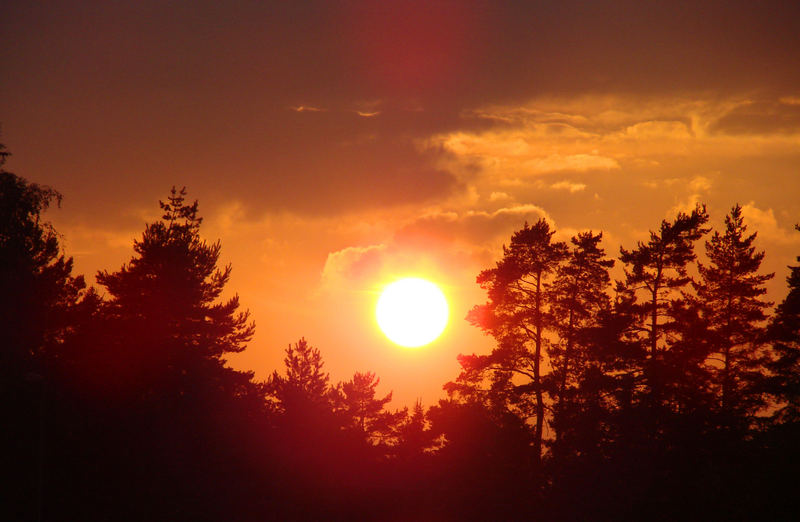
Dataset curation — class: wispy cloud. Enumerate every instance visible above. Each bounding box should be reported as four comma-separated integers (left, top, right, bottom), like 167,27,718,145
550,180,587,193
489,191,512,202
666,176,713,217
291,105,326,113
321,244,387,286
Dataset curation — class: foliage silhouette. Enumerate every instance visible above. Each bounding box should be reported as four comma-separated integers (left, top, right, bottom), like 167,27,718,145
547,230,614,457
768,224,800,423
394,399,437,458
335,371,401,446
694,204,774,430
61,187,264,520
462,218,568,463
0,147,86,377
0,146,90,521
96,187,255,400
616,204,710,440
267,337,333,414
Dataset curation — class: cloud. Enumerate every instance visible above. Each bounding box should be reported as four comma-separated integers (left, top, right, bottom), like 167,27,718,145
431,126,620,180
237,130,462,215
741,203,800,245
489,191,511,202
527,154,618,174
291,105,326,113
666,176,713,217
321,244,387,286
689,176,712,192
427,94,800,203
320,204,553,287
550,180,587,193
396,204,552,252
621,120,693,139
643,178,682,189
709,99,800,135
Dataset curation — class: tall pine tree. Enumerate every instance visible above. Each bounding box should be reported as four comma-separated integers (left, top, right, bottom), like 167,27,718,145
548,231,614,456
694,204,773,428
767,224,800,423
618,205,709,410
266,337,334,415
461,219,568,462
96,187,255,403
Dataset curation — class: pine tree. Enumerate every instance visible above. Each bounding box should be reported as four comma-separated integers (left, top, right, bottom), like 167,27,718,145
266,337,333,415
548,232,614,444
265,338,347,496
767,224,800,423
618,205,709,408
462,219,568,462
395,400,436,458
334,371,399,445
560,277,663,461
548,231,614,454
96,187,255,402
694,204,773,427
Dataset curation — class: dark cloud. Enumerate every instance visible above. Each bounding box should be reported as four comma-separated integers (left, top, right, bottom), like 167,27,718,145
711,99,800,135
394,205,551,252
2,0,799,219
5,1,800,108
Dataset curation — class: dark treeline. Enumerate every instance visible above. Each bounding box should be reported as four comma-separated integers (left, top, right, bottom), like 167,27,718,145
3,145,800,521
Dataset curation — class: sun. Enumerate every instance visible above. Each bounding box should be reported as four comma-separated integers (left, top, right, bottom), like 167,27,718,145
376,277,449,348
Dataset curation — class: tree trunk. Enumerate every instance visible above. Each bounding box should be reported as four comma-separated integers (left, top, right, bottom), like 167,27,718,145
722,292,733,416
651,283,659,357
533,270,544,464
555,308,574,453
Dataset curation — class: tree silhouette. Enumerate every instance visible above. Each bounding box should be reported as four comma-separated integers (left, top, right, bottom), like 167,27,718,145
462,219,568,462
0,146,86,377
395,400,436,458
265,338,397,519
74,187,263,519
426,398,535,519
96,187,255,402
767,224,800,423
0,146,89,521
618,205,709,411
267,337,334,415
694,204,773,428
335,371,399,446
548,231,614,456
265,337,342,484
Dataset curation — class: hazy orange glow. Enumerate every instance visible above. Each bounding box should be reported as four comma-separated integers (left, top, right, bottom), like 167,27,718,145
2,1,799,408
376,277,449,348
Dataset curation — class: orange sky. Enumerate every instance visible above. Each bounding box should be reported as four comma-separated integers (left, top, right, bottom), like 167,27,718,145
2,1,800,407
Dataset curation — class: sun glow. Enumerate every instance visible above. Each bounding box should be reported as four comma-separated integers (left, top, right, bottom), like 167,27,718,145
376,277,449,348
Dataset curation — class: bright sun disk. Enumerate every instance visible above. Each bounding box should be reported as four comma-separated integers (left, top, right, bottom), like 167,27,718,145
376,277,449,348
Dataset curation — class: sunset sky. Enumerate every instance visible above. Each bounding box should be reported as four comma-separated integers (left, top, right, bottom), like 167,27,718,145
2,1,799,406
